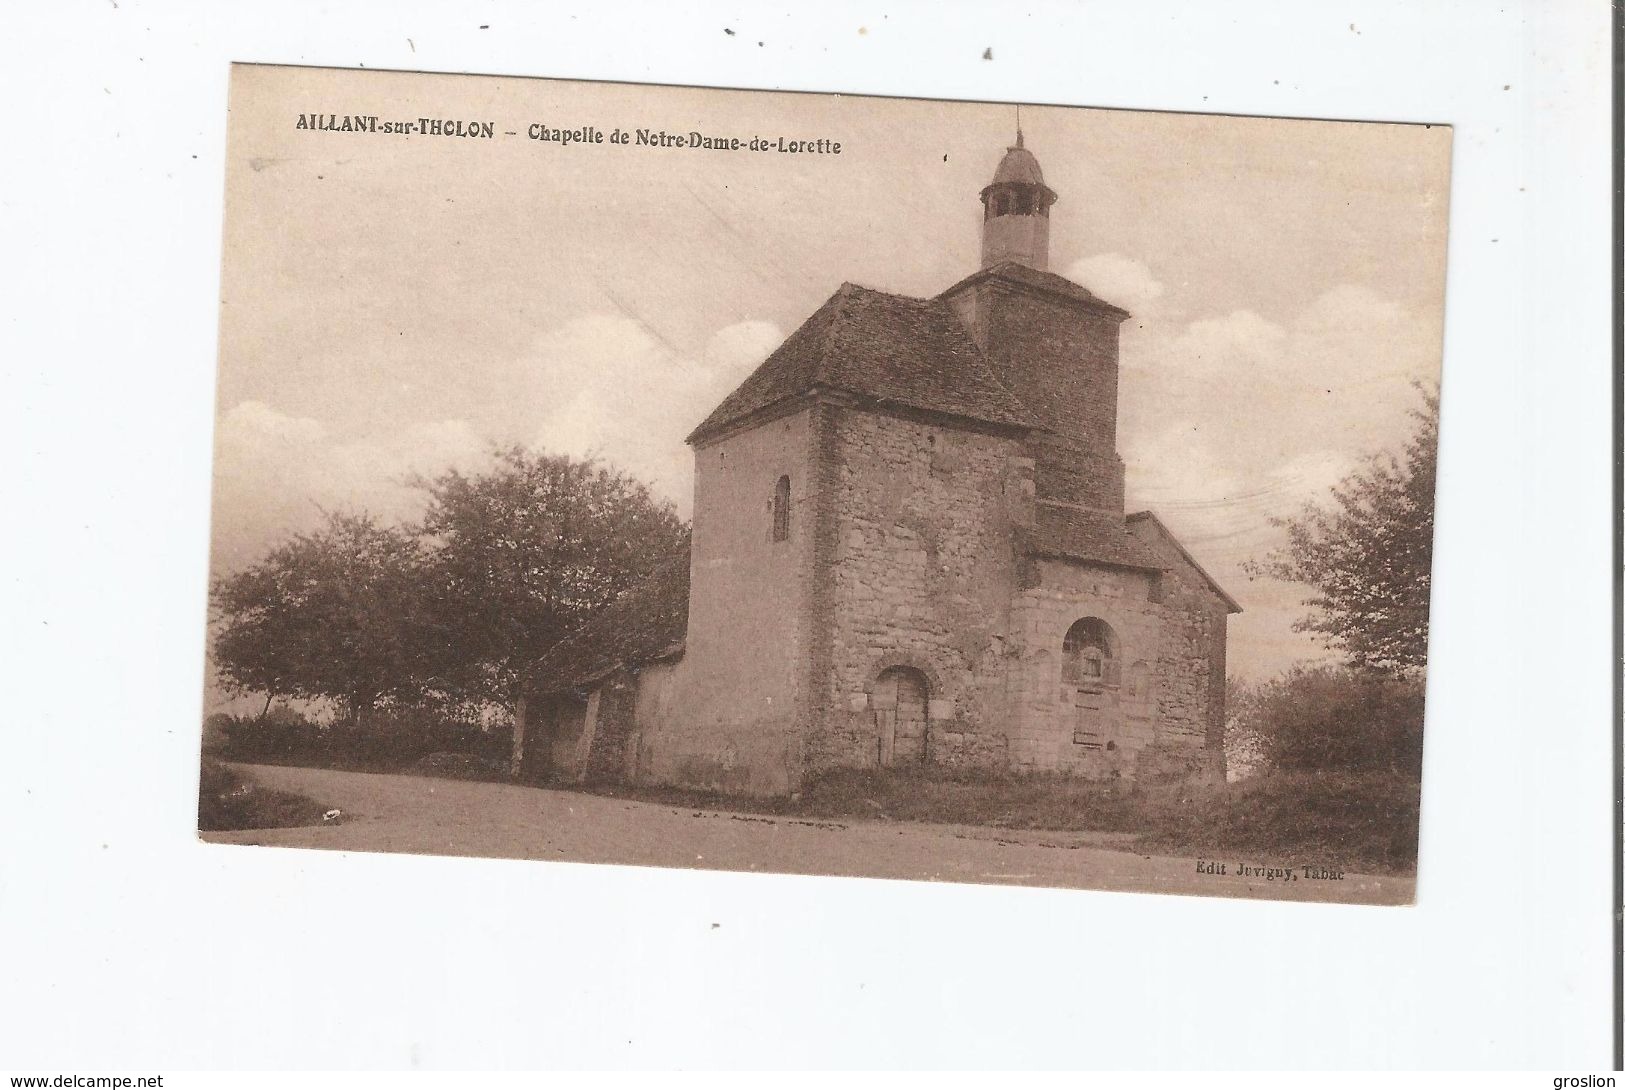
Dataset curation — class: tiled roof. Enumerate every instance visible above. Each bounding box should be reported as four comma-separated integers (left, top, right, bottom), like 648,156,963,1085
527,550,691,694
1025,503,1167,572
1127,510,1243,613
938,262,1131,319
686,283,1033,444
991,144,1047,187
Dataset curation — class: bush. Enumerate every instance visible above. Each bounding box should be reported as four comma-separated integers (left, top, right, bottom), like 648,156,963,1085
795,764,1421,872
412,752,510,781
201,712,234,755
1136,769,1421,873
598,763,1419,873
198,756,331,831
212,704,509,772
215,706,324,763
1245,665,1425,777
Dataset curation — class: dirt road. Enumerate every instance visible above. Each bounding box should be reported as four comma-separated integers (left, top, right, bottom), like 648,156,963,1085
201,762,1413,905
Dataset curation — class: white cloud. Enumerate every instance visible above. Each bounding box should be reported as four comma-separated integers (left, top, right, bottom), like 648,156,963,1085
1116,283,1441,678
522,315,781,514
1123,422,1248,509
1162,309,1289,379
1123,283,1436,493
211,287,1434,682
705,319,784,372
1066,253,1166,315
399,419,486,476
211,401,489,571
221,399,326,444
211,316,786,570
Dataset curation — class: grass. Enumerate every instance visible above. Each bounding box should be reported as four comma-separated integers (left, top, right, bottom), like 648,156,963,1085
582,764,1420,875
1135,769,1422,874
217,750,511,784
210,721,1421,874
793,765,1153,830
198,757,334,832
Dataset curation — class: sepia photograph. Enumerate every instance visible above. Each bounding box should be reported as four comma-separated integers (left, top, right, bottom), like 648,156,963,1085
199,63,1450,906
5,0,1618,1074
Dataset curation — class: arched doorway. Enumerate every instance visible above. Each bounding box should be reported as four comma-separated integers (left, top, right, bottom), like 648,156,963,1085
872,665,930,766
1061,617,1120,750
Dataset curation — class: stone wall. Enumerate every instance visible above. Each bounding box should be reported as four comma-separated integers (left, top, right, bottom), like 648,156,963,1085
810,406,1028,773
630,656,795,794
1007,559,1167,777
1127,516,1234,781
541,267,1231,795
579,671,640,783
1000,547,1230,781
512,692,589,782
943,278,1126,479
1030,433,1126,513
653,407,814,794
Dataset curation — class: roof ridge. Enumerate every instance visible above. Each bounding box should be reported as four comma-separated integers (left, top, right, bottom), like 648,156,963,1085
837,280,909,301
936,262,1130,319
815,282,857,388
930,289,1035,420
1126,510,1242,614
527,545,693,691
689,281,1035,443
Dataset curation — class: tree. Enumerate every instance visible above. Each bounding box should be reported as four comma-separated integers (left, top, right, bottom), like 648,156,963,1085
210,511,429,723
412,447,689,712
1247,387,1439,677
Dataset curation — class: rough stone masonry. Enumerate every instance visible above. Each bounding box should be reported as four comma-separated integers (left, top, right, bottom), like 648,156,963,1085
519,129,1240,795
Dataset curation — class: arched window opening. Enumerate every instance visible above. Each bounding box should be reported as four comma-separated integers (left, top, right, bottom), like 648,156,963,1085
772,475,791,542
1062,618,1119,690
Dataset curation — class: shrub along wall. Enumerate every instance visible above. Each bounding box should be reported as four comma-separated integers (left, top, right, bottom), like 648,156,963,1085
207,706,510,774
1243,665,1426,777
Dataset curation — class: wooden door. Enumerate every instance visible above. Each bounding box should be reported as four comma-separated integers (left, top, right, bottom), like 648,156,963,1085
873,667,929,766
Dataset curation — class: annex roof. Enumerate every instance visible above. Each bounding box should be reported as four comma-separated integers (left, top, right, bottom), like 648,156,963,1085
1127,510,1243,614
1025,503,1168,573
527,549,691,695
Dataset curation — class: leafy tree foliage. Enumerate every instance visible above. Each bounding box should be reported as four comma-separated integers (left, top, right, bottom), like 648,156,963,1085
210,511,429,722
210,450,689,725
1248,388,1439,677
412,447,689,711
1240,665,1426,776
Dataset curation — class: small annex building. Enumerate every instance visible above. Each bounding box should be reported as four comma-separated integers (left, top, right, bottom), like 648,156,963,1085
515,131,1240,795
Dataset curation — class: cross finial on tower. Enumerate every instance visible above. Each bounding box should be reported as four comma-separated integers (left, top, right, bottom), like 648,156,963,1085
1015,104,1024,148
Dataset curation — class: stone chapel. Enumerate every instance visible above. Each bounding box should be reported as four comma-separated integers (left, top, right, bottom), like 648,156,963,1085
514,131,1240,795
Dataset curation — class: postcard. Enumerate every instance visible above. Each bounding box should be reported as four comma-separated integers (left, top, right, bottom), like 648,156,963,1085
201,63,1450,905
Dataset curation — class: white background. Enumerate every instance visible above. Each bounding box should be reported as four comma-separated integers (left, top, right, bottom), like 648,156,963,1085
0,0,1614,1071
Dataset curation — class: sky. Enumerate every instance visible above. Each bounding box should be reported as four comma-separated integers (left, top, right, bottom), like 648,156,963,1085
213,64,1452,681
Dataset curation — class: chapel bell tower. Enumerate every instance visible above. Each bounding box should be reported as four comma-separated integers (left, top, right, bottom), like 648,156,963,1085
979,129,1058,271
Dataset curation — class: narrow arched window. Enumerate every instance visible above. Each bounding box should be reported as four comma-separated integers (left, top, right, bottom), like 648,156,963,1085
772,475,791,542
1062,617,1119,689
